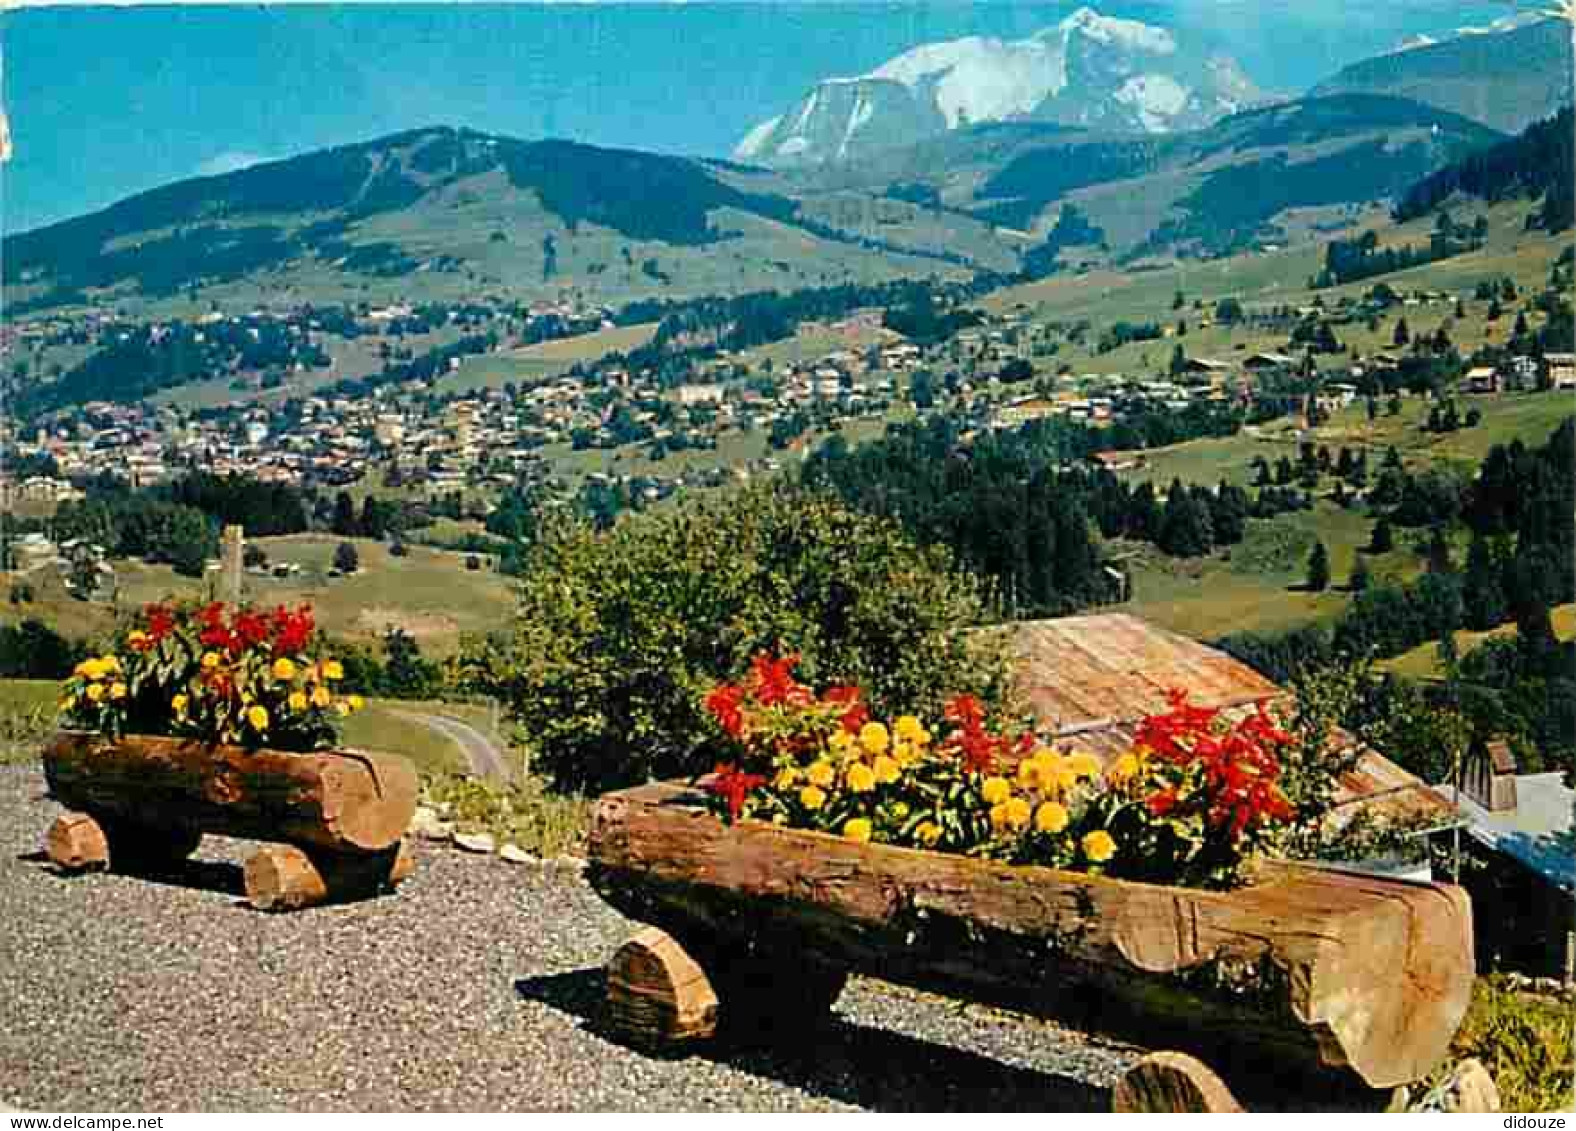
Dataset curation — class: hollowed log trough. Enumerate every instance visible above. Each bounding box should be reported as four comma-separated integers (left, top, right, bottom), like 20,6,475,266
42,731,418,911
588,781,1475,1106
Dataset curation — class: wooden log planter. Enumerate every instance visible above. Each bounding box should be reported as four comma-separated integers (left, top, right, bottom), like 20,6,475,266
41,731,419,912
587,781,1477,1108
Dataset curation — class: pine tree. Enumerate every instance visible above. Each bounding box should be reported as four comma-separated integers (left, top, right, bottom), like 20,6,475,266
1349,554,1372,592
1426,525,1453,573
1159,479,1213,558
1393,317,1411,347
331,491,358,537
1371,517,1395,554
1462,534,1507,630
1307,541,1331,592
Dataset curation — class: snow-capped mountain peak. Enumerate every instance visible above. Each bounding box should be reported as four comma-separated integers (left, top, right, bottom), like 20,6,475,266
735,7,1261,166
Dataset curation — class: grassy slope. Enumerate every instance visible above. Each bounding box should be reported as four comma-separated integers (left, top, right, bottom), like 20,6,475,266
0,535,518,656
1118,391,1573,641
1377,603,1576,679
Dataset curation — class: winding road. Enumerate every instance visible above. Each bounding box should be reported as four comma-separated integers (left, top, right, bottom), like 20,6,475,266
394,710,511,781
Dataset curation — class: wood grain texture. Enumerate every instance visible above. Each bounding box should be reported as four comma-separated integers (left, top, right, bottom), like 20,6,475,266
44,811,109,872
1112,1052,1245,1112
607,927,720,1045
44,732,417,854
243,839,414,912
588,781,1475,1090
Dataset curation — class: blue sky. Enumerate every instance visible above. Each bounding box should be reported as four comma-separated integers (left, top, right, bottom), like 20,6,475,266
1,2,1522,233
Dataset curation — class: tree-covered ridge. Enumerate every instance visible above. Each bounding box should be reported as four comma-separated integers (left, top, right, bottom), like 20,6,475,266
1,127,815,301
801,406,1248,619
1395,108,1575,234
13,318,332,419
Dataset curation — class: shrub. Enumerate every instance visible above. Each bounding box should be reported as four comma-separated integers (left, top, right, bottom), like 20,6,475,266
460,484,1011,792
333,541,360,574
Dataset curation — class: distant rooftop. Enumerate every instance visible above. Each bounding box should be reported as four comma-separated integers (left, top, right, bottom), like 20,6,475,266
1008,613,1451,823
1442,773,1575,893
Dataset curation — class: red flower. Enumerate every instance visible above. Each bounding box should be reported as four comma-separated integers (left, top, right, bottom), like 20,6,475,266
143,603,175,642
748,652,811,707
270,605,315,655
706,763,765,821
822,685,868,733
233,610,272,648
705,683,746,738
1147,788,1179,816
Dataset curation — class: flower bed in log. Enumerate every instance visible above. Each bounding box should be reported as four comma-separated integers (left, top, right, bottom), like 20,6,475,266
38,601,417,911
584,654,1475,1100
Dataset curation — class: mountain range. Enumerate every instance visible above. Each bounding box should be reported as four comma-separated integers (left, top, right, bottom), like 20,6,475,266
737,7,1267,167
1311,15,1573,134
3,9,1569,315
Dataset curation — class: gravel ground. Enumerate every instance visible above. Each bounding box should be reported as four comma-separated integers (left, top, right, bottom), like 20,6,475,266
0,766,1137,1112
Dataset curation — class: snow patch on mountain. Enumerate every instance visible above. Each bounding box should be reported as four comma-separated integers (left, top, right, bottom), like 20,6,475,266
1054,6,1176,55
735,6,1263,165
1113,74,1189,132
735,115,782,160
1391,11,1547,54
869,35,1067,128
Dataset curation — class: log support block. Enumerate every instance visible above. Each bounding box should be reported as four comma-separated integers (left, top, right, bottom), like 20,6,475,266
244,839,414,912
607,927,720,1047
1113,1052,1246,1113
45,811,109,873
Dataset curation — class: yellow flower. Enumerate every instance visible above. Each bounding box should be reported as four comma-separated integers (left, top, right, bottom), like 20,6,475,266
172,694,189,715
1066,752,1102,781
842,817,873,844
246,704,270,732
288,691,309,712
799,784,826,811
1016,757,1042,789
1107,752,1141,785
916,821,941,846
72,660,93,679
872,755,900,784
1082,830,1117,864
859,721,890,756
127,630,150,648
109,682,127,700
980,776,1012,805
1035,801,1069,834
890,801,910,819
773,766,800,791
271,657,297,681
846,762,877,793
57,696,72,712
1003,797,1031,830
101,655,120,673
892,740,918,766
989,802,1009,830
347,694,364,711
828,730,854,756
894,715,927,744
85,684,104,703
322,660,344,681
201,652,221,669
333,700,351,716
311,685,332,708
79,658,109,681
806,760,835,788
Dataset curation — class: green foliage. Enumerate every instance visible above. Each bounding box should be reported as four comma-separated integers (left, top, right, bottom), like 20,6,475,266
0,620,84,679
459,485,1011,793
1305,540,1330,592
1426,978,1576,1113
